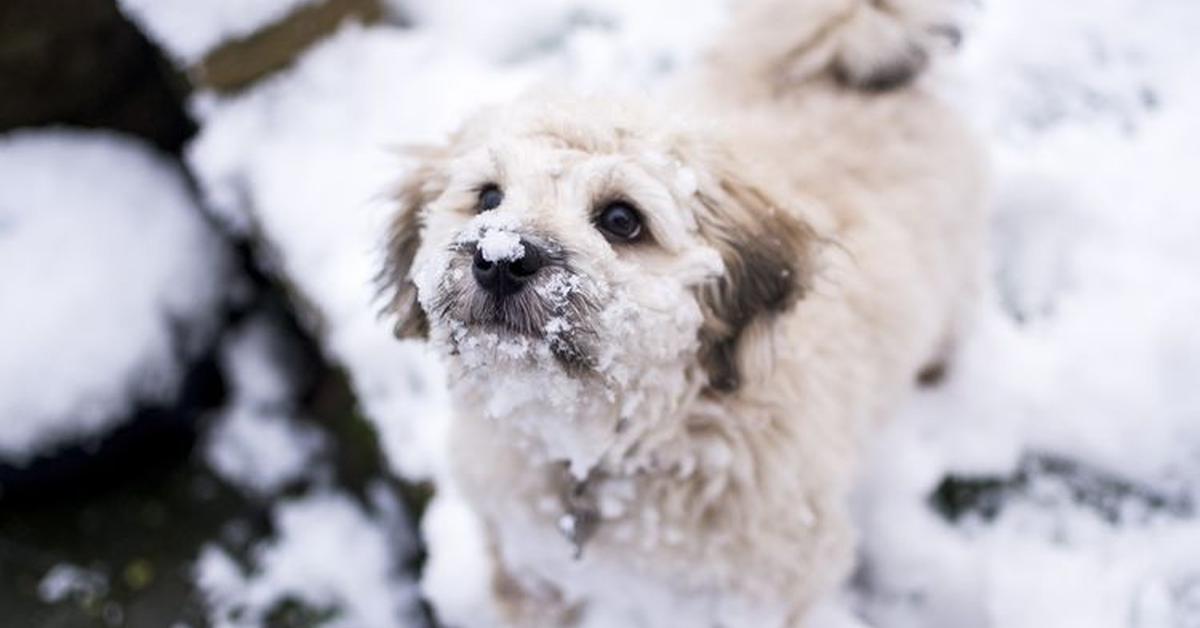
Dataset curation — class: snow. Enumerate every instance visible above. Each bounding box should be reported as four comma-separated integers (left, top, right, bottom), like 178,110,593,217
419,487,497,627
152,0,1200,626
185,27,540,481
852,1,1200,626
476,229,525,263
204,315,326,496
37,563,109,605
117,0,320,64
195,490,422,628
397,0,727,81
0,130,230,464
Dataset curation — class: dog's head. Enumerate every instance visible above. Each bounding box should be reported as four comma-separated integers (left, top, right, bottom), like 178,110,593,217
382,96,817,470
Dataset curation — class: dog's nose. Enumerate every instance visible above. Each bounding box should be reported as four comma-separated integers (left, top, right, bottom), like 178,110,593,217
472,239,544,296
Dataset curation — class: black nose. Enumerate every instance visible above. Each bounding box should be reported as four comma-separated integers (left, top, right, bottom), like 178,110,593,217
472,239,545,296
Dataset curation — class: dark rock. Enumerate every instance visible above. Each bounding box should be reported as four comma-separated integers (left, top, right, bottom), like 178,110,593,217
930,451,1194,525
0,0,194,152
0,348,226,505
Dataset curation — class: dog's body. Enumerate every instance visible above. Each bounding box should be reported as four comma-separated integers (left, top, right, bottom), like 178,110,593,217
384,1,986,626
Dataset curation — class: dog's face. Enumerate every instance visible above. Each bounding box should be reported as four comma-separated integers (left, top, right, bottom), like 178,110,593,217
383,97,816,473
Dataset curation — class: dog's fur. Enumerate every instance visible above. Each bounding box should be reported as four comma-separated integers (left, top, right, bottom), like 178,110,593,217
383,0,985,626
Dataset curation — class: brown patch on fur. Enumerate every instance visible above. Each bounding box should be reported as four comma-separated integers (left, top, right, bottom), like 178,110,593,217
688,152,819,393
380,146,449,339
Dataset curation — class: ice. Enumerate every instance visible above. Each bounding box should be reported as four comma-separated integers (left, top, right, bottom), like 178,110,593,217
0,130,230,464
194,491,423,628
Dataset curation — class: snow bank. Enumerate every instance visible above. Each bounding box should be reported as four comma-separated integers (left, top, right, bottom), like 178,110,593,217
853,1,1200,626
195,490,423,628
0,130,230,465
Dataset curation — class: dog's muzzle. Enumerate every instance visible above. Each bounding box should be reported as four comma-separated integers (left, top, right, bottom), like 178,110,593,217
435,234,600,372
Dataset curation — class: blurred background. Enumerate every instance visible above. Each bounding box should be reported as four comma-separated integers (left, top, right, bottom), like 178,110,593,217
1,1,1198,627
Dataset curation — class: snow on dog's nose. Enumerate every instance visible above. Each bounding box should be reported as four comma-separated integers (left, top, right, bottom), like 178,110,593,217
472,230,545,297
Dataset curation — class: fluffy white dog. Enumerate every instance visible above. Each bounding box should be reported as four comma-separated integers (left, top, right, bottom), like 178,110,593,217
383,0,986,625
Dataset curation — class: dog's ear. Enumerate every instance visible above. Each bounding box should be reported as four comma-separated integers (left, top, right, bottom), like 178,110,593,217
686,149,819,393
381,147,449,339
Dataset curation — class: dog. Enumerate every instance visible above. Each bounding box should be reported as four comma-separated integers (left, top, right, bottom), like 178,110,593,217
382,0,985,625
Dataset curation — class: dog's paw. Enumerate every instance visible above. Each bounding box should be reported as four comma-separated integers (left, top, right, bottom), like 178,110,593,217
825,0,962,91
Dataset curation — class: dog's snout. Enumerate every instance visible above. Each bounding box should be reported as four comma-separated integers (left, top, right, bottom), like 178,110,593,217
472,239,545,296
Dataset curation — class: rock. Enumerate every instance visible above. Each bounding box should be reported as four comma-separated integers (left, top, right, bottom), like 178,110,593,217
0,0,194,152
0,130,233,486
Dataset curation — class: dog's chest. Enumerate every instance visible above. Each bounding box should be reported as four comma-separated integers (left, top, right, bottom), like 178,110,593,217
495,483,789,628
479,462,782,623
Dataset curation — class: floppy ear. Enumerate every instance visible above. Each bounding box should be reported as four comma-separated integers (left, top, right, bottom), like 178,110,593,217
381,147,449,339
686,149,819,393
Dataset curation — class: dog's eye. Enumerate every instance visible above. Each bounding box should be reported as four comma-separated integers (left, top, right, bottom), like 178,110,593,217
477,184,504,212
595,201,643,242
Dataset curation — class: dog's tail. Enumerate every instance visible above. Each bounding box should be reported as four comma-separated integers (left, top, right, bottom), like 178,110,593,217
706,0,963,95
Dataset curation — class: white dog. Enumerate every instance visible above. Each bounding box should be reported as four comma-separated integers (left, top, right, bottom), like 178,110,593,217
383,0,985,626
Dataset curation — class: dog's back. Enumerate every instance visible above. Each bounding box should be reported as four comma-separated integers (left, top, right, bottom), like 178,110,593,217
695,0,987,414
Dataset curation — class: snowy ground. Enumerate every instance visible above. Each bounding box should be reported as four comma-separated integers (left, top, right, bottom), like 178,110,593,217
5,0,1199,626
856,3,1200,626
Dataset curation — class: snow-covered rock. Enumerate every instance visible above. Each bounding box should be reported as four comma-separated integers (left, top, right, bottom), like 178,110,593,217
0,129,231,466
195,490,423,628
